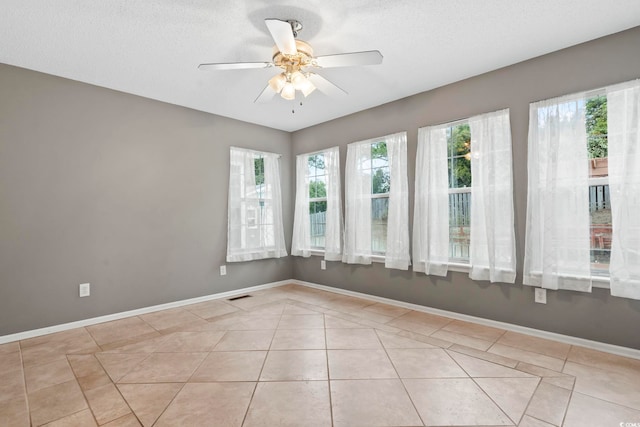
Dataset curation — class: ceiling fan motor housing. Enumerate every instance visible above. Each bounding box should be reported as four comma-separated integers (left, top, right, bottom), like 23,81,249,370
272,40,314,72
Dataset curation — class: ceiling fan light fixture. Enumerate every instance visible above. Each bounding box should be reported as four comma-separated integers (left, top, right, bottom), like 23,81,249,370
281,82,296,100
301,82,316,97
291,71,316,97
269,73,287,93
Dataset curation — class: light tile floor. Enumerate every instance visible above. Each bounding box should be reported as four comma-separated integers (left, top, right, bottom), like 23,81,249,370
2,283,640,426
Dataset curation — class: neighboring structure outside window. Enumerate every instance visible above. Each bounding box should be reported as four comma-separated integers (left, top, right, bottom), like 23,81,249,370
585,95,611,276
343,132,409,270
227,147,287,262
291,146,343,260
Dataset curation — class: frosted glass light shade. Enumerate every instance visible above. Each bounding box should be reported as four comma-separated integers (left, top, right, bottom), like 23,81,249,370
291,72,316,97
281,82,296,100
268,73,286,93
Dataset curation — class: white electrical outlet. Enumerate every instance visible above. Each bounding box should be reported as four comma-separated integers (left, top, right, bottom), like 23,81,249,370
534,288,547,304
320,260,326,270
79,283,90,297
220,265,227,276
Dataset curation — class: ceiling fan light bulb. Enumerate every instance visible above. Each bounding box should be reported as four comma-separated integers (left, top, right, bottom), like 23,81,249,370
268,73,286,93
281,82,296,100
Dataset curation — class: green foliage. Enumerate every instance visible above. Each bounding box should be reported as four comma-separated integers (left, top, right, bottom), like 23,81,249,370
371,142,391,194
448,124,472,188
308,154,325,170
586,96,608,158
372,168,390,194
309,180,327,214
371,141,388,160
254,157,264,186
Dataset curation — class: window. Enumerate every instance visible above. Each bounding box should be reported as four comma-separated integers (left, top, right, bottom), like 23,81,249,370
585,95,611,276
227,147,287,262
368,141,391,254
525,80,640,298
446,123,472,262
343,132,409,269
414,110,516,283
308,153,328,249
525,95,594,291
291,147,343,260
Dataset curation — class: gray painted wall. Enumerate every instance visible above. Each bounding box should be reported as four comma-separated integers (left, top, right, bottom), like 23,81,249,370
2,27,640,349
0,65,293,335
291,26,640,349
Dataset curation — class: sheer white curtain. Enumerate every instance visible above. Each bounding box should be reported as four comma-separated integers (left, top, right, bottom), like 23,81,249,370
343,140,373,264
291,154,311,257
524,95,592,291
343,132,409,268
385,133,410,270
469,109,517,283
227,147,287,262
323,147,344,261
413,126,449,276
607,80,640,300
291,147,343,260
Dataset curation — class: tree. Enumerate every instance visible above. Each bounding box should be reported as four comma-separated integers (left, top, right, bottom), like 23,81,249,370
371,141,387,161
254,157,264,186
448,124,471,188
308,154,325,171
372,168,390,194
309,180,327,214
586,96,608,158
370,142,391,194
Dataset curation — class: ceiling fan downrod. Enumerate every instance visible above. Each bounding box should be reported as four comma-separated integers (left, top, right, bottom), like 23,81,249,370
286,20,303,38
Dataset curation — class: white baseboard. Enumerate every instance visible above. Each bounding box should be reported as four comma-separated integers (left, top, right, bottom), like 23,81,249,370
3,277,639,361
0,280,290,345
290,279,640,361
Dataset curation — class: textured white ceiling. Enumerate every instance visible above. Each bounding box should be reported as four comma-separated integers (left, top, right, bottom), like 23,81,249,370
2,1,640,131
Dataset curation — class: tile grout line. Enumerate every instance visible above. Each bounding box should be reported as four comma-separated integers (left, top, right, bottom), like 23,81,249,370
17,341,33,427
238,300,286,426
373,328,427,426
323,313,336,427
66,352,100,426
455,360,527,425
519,378,546,425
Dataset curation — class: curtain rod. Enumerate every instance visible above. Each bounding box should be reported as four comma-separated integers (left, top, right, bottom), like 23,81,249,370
295,146,339,158
419,107,509,130
230,146,282,158
529,77,640,105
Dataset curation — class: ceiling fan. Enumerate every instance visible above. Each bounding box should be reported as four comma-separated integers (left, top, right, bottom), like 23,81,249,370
198,19,383,103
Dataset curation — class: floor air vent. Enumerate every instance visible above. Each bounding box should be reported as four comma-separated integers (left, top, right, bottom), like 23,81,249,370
227,295,252,301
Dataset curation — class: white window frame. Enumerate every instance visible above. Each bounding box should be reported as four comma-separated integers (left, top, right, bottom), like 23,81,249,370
308,152,328,251
445,121,472,265
366,141,391,256
343,132,409,269
291,146,343,260
524,90,614,289
226,147,287,262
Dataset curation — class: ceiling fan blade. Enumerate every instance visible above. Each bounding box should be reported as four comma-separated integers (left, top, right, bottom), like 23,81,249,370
307,74,347,97
265,19,297,55
198,62,272,71
254,85,277,103
314,50,383,68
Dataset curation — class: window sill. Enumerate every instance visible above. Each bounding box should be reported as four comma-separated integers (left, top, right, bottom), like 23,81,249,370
527,271,610,289
448,262,471,273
